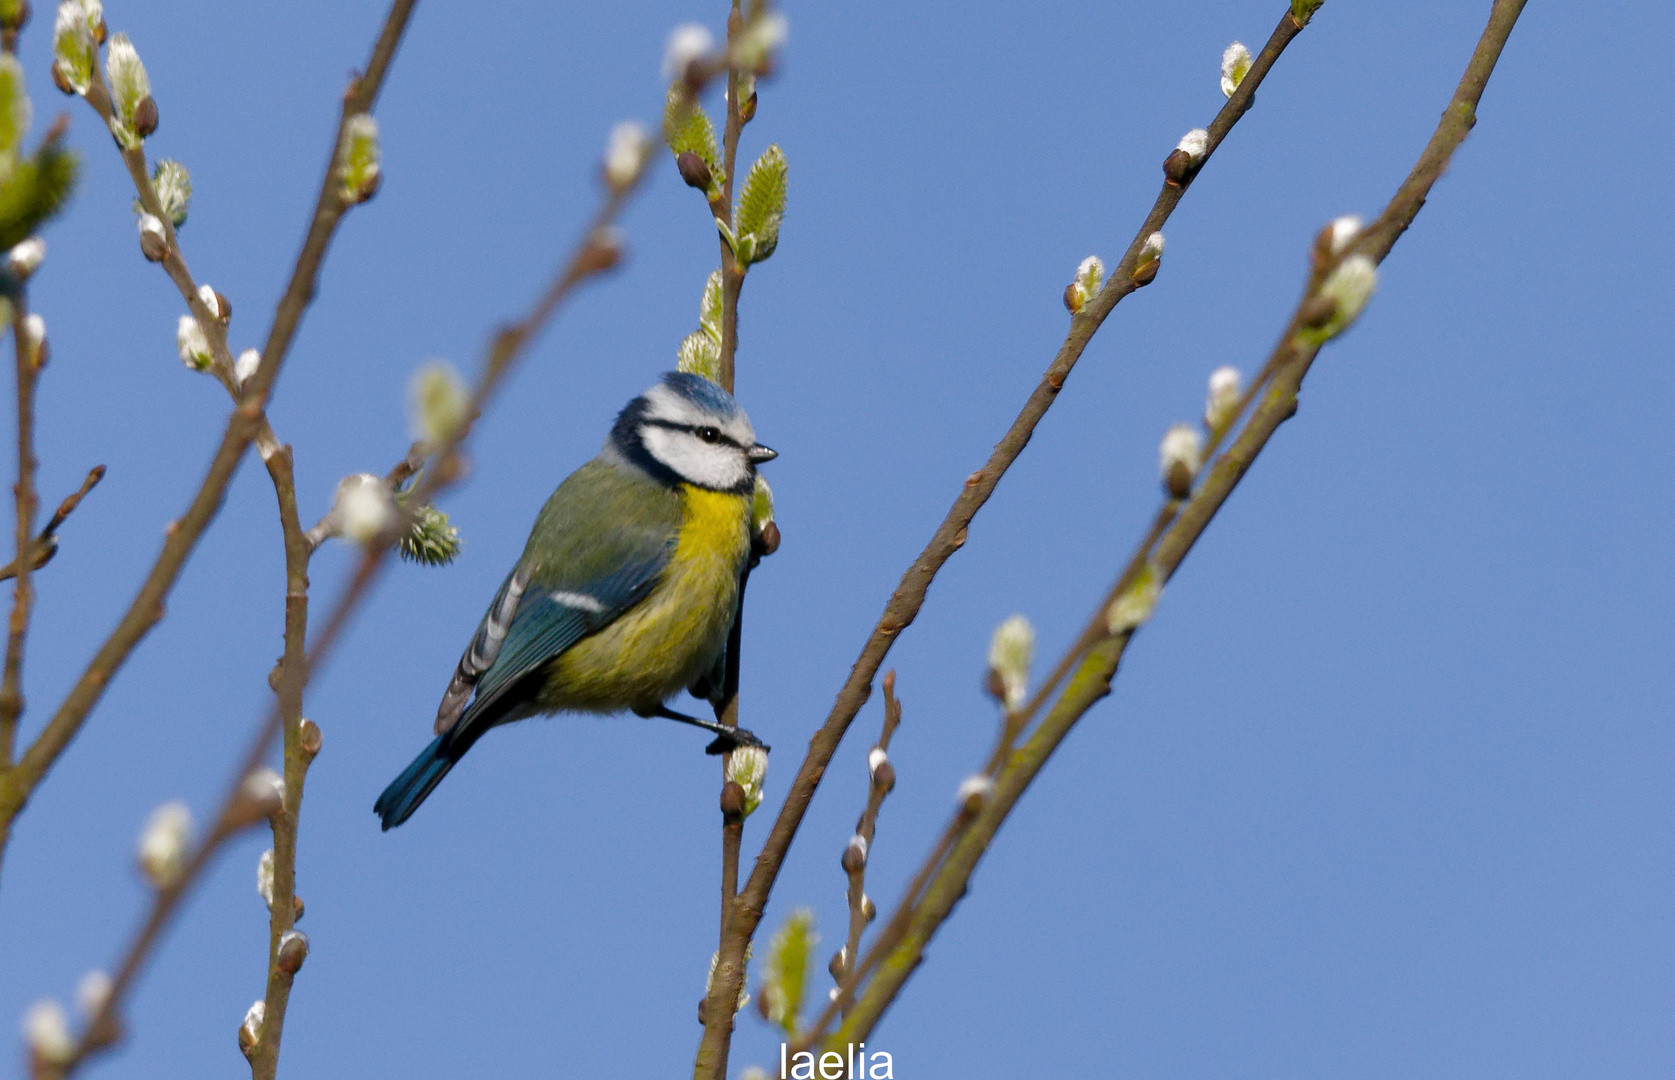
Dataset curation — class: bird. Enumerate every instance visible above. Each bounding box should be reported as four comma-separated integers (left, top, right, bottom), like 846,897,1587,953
374,371,777,830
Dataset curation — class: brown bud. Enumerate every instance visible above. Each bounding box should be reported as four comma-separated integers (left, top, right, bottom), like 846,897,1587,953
755,982,779,1022
1298,294,1338,330
1131,259,1160,287
211,289,231,324
827,948,847,980
1063,283,1081,314
50,61,75,96
757,520,781,556
139,227,168,263
276,931,309,974
578,228,622,275
675,150,713,191
1164,460,1194,500
94,17,106,43
1162,148,1195,187
32,338,48,372
354,170,382,203
131,96,158,138
860,894,876,922
298,718,323,762
985,665,1008,703
1,1,30,31
237,1021,258,1061
872,759,896,795
720,780,746,820
738,91,758,124
841,838,866,874
292,894,305,921
696,997,708,1026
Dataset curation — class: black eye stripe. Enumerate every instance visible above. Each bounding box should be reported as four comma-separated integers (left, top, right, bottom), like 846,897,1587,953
643,419,742,448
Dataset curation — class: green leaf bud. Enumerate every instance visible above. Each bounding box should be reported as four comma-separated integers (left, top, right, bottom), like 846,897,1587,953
733,143,786,267
52,1,96,96
104,33,151,147
761,908,817,1035
1291,0,1325,27
336,113,380,204
1107,562,1163,634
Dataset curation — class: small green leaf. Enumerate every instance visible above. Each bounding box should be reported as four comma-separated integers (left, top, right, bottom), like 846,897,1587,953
1290,0,1325,25
733,144,786,266
662,85,722,184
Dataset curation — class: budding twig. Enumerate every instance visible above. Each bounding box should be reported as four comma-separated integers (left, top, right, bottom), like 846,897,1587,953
824,0,1529,1046
697,12,1310,1076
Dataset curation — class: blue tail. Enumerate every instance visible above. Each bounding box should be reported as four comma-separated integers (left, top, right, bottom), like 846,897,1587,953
375,735,457,830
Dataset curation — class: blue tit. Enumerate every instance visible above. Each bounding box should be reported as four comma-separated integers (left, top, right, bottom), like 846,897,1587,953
375,371,777,830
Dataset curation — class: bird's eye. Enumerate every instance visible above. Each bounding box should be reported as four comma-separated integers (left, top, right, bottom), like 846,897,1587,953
696,426,722,443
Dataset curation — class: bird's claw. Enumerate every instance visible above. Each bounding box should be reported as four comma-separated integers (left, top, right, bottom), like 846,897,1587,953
705,727,769,755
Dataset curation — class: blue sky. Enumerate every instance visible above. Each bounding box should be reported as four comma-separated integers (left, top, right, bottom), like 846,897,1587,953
2,1,1672,1077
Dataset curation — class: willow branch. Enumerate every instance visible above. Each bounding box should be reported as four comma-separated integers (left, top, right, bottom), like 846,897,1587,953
0,296,40,783
695,11,1309,1075
826,0,1528,1043
0,0,418,859
246,447,313,1080
831,670,901,1015
0,465,105,584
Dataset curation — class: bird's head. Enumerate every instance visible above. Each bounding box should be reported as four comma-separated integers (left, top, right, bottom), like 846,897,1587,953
607,371,777,493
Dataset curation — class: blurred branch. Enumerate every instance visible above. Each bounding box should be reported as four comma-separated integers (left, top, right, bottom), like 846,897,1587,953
830,670,901,1015
822,0,1529,1044
0,0,418,880
695,10,1310,1075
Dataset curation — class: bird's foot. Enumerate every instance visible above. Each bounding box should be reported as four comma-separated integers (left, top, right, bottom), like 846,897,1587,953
704,726,769,756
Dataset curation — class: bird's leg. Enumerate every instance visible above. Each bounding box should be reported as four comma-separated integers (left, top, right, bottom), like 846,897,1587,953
633,703,770,755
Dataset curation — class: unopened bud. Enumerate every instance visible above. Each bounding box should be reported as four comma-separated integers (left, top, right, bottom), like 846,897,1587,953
1221,41,1252,98
276,929,309,974
663,23,715,82
333,473,396,545
828,948,847,980
75,970,112,1019
1131,231,1165,286
1204,365,1242,430
298,718,322,761
676,150,713,190
234,348,260,388
603,120,652,193
987,614,1034,711
1065,255,1103,314
861,893,876,922
956,774,994,814
579,225,623,275
292,894,305,921
757,519,781,556
867,745,891,782
1108,563,1163,634
136,801,191,887
22,313,45,368
238,1000,264,1061
131,94,158,138
198,283,229,323
1164,129,1209,186
235,766,284,823
175,314,212,371
257,848,275,911
6,237,45,280
337,113,381,204
138,213,167,261
1306,254,1378,342
726,744,768,816
720,780,745,819
1315,214,1363,265
23,999,74,1067
1159,423,1204,499
841,834,868,874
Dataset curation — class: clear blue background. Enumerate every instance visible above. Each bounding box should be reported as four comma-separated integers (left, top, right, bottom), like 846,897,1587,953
2,1,1670,1077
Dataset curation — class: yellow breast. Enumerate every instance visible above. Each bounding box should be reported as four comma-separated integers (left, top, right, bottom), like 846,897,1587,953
543,485,751,712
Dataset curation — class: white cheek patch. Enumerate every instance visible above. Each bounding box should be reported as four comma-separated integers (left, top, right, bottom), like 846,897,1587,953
642,426,749,491
642,383,712,429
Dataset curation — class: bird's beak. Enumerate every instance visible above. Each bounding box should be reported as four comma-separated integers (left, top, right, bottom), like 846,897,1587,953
746,443,778,464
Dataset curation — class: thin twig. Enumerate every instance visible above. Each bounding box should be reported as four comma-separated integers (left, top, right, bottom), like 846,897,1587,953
825,0,1529,1043
0,296,40,785
831,670,901,1015
0,0,419,871
0,465,106,583
694,12,1309,1076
